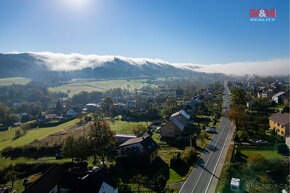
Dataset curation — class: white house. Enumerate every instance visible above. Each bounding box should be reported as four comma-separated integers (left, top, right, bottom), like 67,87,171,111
66,107,81,117
272,92,286,104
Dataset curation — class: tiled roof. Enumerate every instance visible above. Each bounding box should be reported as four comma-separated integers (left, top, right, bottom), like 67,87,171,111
269,112,289,125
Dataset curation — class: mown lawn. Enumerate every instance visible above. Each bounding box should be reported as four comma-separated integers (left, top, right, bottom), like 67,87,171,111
239,145,284,160
0,118,80,150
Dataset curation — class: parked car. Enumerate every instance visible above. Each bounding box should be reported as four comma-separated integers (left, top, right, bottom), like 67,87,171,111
55,152,63,159
256,139,268,144
206,127,217,134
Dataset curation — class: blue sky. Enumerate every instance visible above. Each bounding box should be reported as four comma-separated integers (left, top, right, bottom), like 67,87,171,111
0,0,288,64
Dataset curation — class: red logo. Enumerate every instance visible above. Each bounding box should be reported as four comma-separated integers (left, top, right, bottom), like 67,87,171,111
250,9,276,18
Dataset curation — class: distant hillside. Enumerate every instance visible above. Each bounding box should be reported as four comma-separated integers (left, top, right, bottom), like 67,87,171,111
0,53,225,84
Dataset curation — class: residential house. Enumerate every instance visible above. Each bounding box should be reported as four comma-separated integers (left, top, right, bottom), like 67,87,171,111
272,92,286,104
84,103,101,112
126,100,137,109
61,167,118,193
269,111,289,137
114,103,126,112
183,97,200,117
115,134,137,146
261,91,274,100
66,107,81,117
160,110,191,138
37,114,58,122
23,165,65,193
118,135,159,163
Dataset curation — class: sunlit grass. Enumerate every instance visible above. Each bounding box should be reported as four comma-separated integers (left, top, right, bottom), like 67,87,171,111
0,118,80,150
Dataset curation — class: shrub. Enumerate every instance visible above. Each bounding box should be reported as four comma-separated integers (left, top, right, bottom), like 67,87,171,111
247,153,267,172
21,120,38,131
14,129,25,139
277,143,288,154
154,175,167,193
181,147,196,164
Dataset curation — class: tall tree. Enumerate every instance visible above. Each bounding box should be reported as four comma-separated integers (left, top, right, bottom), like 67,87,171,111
55,100,63,115
154,175,167,193
231,88,247,106
102,97,115,116
62,136,76,162
5,168,17,190
227,105,247,130
75,136,90,162
89,121,116,166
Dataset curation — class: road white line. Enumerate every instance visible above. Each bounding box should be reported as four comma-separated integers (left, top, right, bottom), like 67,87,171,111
190,119,227,193
204,118,232,193
178,121,222,192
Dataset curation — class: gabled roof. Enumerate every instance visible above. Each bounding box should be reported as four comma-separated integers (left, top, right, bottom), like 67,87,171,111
119,135,158,154
171,117,184,131
170,110,190,130
23,165,65,193
269,112,289,126
68,167,117,193
272,92,285,98
181,110,190,119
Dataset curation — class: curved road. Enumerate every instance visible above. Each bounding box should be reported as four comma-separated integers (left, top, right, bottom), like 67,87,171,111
179,83,233,193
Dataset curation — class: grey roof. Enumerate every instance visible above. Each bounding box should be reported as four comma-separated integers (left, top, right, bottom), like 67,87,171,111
170,110,190,130
119,135,158,154
171,117,185,131
272,92,285,98
269,112,289,125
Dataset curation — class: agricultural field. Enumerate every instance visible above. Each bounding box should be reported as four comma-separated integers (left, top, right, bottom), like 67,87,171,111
0,77,31,86
49,78,157,97
0,118,80,150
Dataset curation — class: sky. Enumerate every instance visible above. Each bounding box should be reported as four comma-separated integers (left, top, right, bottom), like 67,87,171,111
0,0,289,66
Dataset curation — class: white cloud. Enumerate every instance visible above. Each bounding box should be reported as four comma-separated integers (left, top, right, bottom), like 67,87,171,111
20,52,289,76
192,59,289,76
28,52,169,71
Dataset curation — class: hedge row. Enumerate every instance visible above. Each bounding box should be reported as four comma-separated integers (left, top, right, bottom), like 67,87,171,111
1,145,61,159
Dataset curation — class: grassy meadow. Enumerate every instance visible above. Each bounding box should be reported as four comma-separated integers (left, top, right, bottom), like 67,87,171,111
0,77,31,86
49,78,156,97
0,118,80,151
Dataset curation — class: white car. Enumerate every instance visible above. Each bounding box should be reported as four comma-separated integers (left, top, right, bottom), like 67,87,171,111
256,139,268,144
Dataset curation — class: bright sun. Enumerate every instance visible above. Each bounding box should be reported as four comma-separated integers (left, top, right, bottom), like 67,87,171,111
63,0,92,10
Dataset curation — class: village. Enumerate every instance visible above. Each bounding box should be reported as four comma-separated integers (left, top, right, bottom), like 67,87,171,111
0,75,288,193
0,80,224,193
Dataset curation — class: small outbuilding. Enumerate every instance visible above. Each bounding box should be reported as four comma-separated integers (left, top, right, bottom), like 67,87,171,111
230,178,240,192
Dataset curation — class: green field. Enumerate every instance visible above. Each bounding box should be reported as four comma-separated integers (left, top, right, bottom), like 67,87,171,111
49,79,156,97
109,120,151,134
239,145,284,160
0,77,31,86
0,118,80,150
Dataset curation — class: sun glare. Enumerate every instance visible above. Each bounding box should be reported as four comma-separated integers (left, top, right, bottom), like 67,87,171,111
62,0,92,11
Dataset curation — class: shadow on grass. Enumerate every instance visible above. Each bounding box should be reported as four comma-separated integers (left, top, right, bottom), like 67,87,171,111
113,156,167,184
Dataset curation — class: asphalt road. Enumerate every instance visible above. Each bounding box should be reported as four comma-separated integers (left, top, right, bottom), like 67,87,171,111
179,83,233,193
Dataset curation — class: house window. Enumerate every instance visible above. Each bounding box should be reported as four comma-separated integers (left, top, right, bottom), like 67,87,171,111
277,129,280,132
278,123,280,126
281,131,284,134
